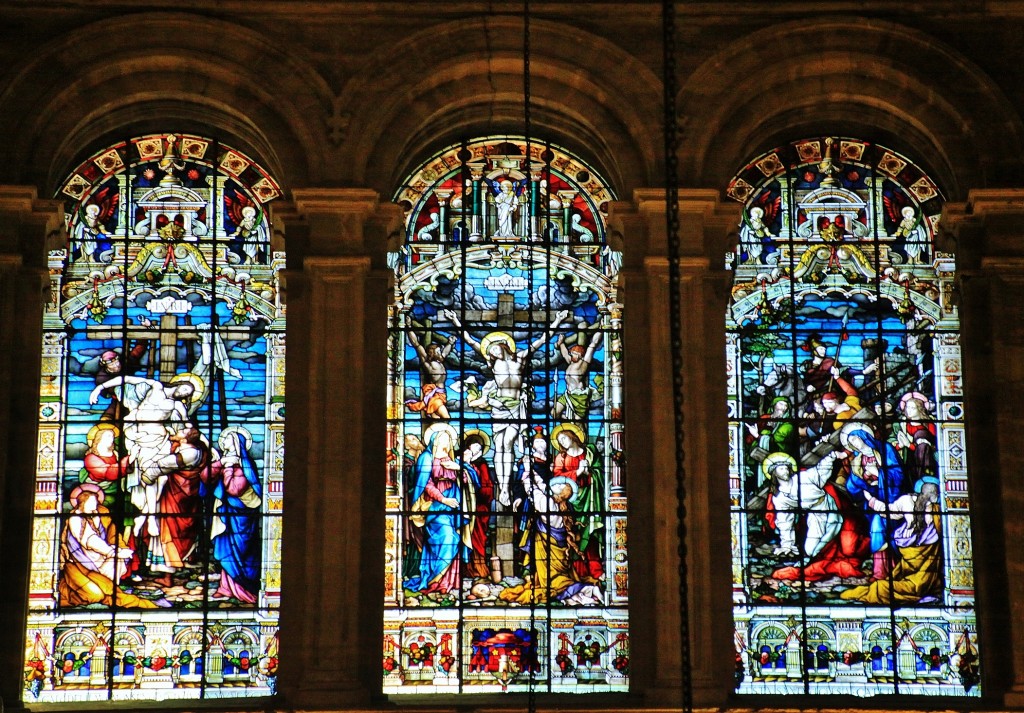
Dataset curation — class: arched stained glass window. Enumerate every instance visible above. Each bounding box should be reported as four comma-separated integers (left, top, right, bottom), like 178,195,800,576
726,137,979,696
23,134,284,702
384,137,628,694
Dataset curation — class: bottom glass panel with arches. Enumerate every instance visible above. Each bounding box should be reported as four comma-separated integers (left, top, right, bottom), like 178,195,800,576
383,137,628,693
726,137,979,697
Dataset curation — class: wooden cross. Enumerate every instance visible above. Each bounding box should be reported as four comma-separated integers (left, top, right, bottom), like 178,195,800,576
86,314,254,380
464,293,553,329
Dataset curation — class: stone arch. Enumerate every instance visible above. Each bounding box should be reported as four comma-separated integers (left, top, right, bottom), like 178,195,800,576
335,16,661,195
678,16,1024,198
0,11,333,191
112,629,144,649
804,623,835,639
173,627,204,647
751,623,788,644
221,627,258,650
54,628,97,650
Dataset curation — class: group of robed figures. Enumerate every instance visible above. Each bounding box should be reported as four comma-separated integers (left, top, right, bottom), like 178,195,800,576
398,305,609,607
59,336,265,609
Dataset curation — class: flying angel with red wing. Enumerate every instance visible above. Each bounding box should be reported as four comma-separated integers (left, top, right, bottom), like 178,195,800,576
884,191,929,265
739,190,780,264
74,184,120,262
224,191,267,264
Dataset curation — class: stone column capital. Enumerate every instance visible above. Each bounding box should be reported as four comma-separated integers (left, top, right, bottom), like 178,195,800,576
272,187,404,269
0,185,62,705
942,189,1024,272
609,188,740,267
275,188,394,707
0,185,65,267
612,187,738,704
942,186,1024,706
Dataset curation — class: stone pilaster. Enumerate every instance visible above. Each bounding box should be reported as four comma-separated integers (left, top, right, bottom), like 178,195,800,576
942,190,1024,708
608,189,738,707
0,187,64,710
273,189,403,707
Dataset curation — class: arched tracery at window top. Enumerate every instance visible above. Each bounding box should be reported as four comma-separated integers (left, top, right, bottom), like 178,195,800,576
23,134,284,703
384,137,628,694
726,137,979,697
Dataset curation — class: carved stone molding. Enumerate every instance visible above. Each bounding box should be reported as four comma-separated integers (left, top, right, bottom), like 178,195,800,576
613,189,739,705
943,191,1024,706
0,186,67,707
275,189,394,707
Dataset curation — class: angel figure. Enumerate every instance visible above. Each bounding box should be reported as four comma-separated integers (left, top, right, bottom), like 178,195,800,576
225,192,268,264
885,194,929,265
739,191,780,264
489,178,525,238
74,185,119,262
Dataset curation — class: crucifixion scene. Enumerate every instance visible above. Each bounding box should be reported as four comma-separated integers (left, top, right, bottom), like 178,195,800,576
384,138,628,693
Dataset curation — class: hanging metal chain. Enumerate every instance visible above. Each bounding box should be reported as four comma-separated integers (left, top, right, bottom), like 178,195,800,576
523,1,539,712
524,0,532,148
662,2,694,712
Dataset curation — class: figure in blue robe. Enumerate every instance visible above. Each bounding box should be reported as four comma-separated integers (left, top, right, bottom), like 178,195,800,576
208,429,263,603
842,426,907,579
404,429,478,595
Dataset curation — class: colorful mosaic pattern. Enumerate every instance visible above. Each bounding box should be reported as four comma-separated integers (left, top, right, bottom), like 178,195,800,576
384,137,628,693
727,138,979,696
24,134,283,703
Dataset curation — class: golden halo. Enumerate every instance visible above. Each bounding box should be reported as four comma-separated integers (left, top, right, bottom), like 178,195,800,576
169,372,205,404
462,428,491,457
551,422,586,450
549,476,579,500
762,452,797,479
86,422,120,448
422,422,459,453
69,482,105,507
479,331,516,358
218,425,253,453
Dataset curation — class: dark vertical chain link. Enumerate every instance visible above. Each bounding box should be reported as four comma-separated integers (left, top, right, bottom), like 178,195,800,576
662,2,694,712
523,1,539,711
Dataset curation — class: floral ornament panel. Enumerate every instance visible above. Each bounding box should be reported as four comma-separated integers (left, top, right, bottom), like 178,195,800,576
727,138,978,696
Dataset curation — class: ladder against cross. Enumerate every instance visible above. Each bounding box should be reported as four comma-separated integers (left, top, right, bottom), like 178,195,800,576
86,313,255,381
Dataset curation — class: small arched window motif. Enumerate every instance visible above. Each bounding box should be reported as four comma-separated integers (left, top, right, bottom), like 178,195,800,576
384,137,626,694
727,137,980,696
802,627,833,673
23,134,285,703
753,625,788,673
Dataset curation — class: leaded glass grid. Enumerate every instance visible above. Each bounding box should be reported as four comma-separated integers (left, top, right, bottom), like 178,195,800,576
726,137,979,696
23,134,284,702
384,137,628,694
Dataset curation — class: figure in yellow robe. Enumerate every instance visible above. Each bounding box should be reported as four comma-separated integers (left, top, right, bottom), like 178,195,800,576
499,474,603,606
58,483,158,609
840,479,942,605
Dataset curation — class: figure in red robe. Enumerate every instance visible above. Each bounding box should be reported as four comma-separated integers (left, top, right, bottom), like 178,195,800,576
462,431,495,579
147,426,209,587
